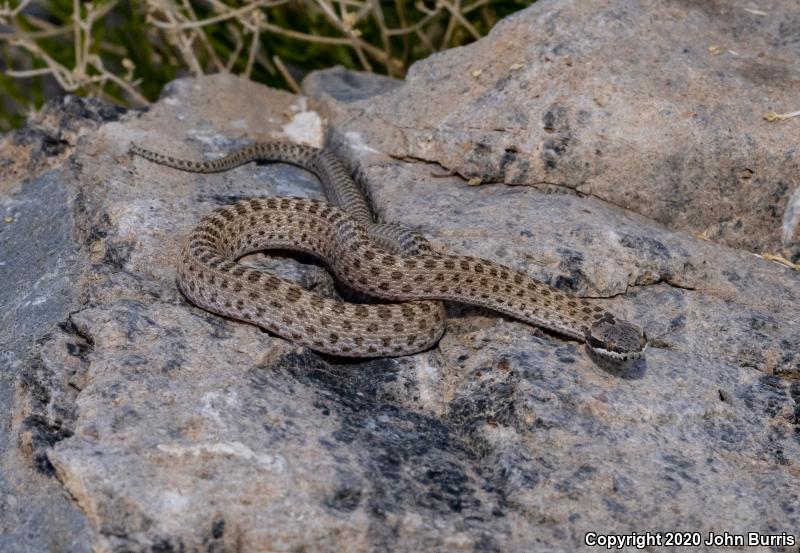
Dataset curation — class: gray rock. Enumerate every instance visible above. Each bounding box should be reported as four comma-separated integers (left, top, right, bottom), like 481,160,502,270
0,95,125,194
4,9,800,553
0,95,124,552
305,0,800,262
1,168,92,549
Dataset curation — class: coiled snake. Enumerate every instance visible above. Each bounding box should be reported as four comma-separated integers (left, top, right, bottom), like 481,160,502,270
130,141,646,361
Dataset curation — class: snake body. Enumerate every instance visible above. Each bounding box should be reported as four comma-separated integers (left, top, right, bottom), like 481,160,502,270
130,142,646,360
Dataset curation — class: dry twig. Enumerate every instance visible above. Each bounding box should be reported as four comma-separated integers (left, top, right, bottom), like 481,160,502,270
0,0,506,122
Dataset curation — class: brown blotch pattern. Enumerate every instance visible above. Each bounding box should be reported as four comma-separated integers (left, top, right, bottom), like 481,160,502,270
168,187,637,358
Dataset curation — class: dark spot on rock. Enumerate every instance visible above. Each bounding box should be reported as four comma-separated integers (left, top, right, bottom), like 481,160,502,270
66,341,89,357
148,540,174,553
542,105,568,132
669,314,685,331
102,240,134,270
542,137,570,170
555,248,585,291
737,375,786,418
211,519,225,539
21,415,74,476
619,234,671,261
325,485,363,512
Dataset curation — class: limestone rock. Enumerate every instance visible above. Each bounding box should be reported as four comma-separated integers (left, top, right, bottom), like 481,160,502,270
305,0,800,262
0,110,107,551
3,4,800,551
0,95,125,194
4,70,795,552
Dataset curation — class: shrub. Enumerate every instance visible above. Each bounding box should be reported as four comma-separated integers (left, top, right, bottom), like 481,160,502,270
0,0,532,130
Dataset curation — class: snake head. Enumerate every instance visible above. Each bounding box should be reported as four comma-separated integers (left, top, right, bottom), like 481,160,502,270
585,313,647,362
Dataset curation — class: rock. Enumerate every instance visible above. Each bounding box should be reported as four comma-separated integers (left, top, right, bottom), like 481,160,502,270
306,0,800,262
0,95,125,194
1,162,93,549
306,67,800,377
0,95,124,552
3,7,800,553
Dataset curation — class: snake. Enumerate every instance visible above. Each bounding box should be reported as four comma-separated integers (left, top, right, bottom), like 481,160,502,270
130,141,646,361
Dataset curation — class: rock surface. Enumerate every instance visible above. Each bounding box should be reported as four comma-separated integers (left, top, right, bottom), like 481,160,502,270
2,3,799,552
0,96,125,195
0,97,125,553
305,0,800,262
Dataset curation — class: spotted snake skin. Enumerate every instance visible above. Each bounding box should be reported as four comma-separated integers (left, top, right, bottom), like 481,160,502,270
130,142,646,360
